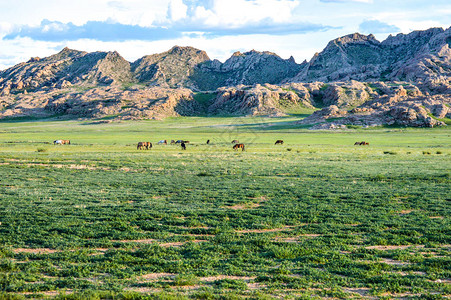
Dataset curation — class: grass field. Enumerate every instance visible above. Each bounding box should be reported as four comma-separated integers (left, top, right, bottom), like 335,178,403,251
0,116,449,299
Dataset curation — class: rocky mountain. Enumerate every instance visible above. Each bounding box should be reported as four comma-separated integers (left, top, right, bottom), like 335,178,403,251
0,27,450,127
0,48,132,95
132,46,210,89
193,50,302,90
293,27,451,83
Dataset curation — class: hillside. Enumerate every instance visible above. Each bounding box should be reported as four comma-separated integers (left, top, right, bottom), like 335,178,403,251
0,27,450,127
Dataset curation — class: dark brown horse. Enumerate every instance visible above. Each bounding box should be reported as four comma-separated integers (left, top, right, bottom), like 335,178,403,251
181,142,186,150
233,143,245,151
137,142,152,150
355,141,369,146
275,140,284,145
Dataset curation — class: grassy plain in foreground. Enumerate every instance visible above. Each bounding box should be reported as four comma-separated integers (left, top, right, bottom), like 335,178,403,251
0,117,449,299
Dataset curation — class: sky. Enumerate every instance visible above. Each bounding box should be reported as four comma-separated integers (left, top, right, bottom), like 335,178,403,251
0,0,450,70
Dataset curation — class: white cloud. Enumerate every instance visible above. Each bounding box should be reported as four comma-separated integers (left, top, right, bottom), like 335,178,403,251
203,0,300,27
320,0,373,3
168,0,188,21
1,0,451,71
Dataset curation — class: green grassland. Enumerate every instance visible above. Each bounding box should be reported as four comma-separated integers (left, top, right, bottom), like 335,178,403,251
0,117,449,299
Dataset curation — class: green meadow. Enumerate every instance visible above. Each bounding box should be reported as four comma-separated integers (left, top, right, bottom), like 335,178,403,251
0,116,449,299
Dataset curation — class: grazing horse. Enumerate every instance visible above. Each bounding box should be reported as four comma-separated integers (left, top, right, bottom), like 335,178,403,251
62,140,70,145
181,142,186,150
137,142,152,150
206,139,210,144
175,140,183,144
170,140,176,145
158,140,167,145
233,143,245,151
53,140,63,145
275,140,284,145
355,141,369,146
231,140,239,144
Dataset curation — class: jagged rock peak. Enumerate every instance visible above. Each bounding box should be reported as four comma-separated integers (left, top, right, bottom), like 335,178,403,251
331,33,380,45
48,47,86,61
168,45,210,59
382,27,445,46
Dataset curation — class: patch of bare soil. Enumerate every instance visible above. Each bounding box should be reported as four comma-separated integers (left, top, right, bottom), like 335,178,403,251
379,258,410,266
139,273,175,281
124,287,162,293
429,216,444,219
20,290,73,296
344,287,372,297
226,203,261,210
273,234,322,243
273,237,299,243
236,226,295,234
248,282,267,290
225,196,269,210
199,275,255,282
365,245,425,250
431,278,451,284
379,292,421,299
117,239,207,247
159,240,207,247
12,248,61,254
118,239,156,244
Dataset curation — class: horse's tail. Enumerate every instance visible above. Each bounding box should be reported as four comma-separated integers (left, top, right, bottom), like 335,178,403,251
242,144,245,151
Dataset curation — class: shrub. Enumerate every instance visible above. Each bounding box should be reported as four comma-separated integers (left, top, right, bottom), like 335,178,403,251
383,151,397,155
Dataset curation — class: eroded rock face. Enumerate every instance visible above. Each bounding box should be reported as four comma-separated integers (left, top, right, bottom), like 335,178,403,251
291,27,451,84
0,27,450,127
0,86,199,120
297,82,449,128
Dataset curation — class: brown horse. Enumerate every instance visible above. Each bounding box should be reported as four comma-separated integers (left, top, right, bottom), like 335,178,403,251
170,140,176,145
275,140,284,145
231,140,239,144
355,141,369,146
233,143,245,151
181,142,186,150
137,142,152,150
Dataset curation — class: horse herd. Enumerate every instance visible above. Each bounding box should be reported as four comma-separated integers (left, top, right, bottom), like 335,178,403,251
53,138,370,150
134,139,248,151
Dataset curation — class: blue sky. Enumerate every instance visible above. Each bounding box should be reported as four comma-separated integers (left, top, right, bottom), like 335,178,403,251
0,0,450,70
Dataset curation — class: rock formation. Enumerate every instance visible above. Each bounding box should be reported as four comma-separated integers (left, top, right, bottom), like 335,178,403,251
0,27,450,127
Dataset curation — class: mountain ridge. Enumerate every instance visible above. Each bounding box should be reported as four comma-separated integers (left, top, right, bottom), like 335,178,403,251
0,27,450,127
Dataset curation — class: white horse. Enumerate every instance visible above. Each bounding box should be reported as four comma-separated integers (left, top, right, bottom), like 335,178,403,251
53,140,63,145
158,140,167,145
